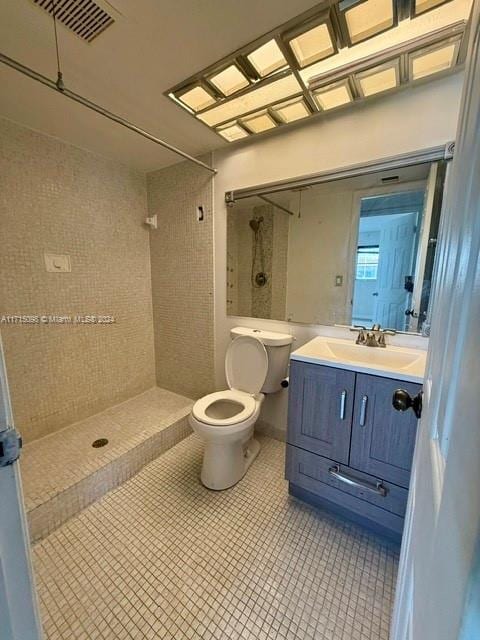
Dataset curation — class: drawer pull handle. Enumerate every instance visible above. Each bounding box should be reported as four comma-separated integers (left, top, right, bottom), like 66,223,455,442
328,464,387,497
339,390,347,420
359,395,368,426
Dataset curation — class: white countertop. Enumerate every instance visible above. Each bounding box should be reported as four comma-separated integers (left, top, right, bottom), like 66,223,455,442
290,336,426,383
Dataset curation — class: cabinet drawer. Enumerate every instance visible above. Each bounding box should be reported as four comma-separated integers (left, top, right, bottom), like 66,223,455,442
286,444,408,518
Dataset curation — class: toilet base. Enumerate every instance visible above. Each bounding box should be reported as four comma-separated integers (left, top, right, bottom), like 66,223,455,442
200,437,261,491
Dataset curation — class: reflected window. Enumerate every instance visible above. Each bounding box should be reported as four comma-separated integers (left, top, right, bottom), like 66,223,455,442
356,246,379,280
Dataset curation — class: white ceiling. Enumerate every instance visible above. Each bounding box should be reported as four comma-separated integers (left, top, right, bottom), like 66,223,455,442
0,0,321,172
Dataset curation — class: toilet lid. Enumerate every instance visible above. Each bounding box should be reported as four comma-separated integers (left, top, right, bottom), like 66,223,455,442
225,335,268,395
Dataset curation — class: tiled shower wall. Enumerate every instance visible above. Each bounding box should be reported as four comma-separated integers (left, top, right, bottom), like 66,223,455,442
0,118,156,442
147,157,215,399
227,204,288,321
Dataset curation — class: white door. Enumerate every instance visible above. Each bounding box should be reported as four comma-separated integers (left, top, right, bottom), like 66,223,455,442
408,163,438,332
373,212,417,329
391,6,480,640
0,336,43,640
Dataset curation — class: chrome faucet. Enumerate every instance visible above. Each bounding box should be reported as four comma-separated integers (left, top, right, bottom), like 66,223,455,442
350,324,396,347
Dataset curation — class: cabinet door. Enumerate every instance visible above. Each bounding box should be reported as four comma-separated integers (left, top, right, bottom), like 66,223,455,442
287,361,356,464
350,373,421,488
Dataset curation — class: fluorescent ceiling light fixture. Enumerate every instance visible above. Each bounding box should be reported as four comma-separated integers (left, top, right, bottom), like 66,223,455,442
300,0,471,85
288,22,335,67
356,60,399,97
209,64,249,96
414,0,451,15
176,85,216,112
344,0,394,45
313,81,352,110
410,41,458,80
168,1,469,138
217,123,249,142
247,39,287,77
197,75,302,127
272,97,310,123
242,112,277,133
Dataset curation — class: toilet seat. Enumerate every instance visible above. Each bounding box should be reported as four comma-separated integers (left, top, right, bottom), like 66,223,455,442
192,336,268,427
192,389,257,426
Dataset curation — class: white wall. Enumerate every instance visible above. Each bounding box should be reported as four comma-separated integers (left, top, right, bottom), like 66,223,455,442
213,73,464,433
285,187,354,325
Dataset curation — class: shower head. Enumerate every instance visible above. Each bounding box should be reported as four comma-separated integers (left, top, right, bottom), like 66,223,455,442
249,216,263,232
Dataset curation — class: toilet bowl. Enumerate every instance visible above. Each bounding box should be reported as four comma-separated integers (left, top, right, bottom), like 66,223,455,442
189,327,293,490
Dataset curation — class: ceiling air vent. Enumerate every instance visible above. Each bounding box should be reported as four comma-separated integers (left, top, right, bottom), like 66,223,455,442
381,175,400,184
32,0,115,43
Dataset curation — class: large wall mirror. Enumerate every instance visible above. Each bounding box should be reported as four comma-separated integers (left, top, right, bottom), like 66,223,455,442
226,153,449,334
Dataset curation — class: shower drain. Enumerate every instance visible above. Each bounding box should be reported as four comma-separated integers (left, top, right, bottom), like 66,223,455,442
92,438,109,448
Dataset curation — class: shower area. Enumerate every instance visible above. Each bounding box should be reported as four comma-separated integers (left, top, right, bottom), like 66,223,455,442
0,117,215,544
227,203,289,319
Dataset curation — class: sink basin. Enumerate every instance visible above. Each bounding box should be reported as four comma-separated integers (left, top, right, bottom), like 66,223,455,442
291,336,426,382
325,341,422,369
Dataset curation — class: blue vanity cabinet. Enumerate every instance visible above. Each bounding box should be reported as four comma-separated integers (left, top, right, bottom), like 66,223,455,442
286,360,421,541
286,360,356,464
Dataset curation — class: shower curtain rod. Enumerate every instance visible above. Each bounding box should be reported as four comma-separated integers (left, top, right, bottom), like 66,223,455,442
258,195,295,216
0,52,217,175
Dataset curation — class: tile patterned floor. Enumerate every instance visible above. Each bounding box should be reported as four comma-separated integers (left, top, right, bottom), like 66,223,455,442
33,435,398,640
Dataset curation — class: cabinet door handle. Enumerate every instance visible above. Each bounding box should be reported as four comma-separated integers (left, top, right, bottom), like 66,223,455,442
339,390,347,420
359,395,368,426
329,464,387,497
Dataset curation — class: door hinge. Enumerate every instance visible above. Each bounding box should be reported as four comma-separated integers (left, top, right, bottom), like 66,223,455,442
0,429,22,466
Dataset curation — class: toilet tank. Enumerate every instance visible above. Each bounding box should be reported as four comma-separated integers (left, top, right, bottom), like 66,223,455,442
230,327,294,393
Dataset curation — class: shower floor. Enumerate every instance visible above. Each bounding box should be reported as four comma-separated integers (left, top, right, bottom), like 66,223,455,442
33,434,398,640
21,387,193,542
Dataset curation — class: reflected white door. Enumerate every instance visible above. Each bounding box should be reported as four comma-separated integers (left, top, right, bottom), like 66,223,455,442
373,213,417,329
391,7,480,640
0,336,43,640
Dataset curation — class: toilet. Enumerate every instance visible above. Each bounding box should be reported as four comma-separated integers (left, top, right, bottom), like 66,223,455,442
189,327,294,490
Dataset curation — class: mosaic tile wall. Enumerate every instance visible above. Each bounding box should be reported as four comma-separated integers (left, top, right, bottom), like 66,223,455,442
0,118,156,442
227,204,288,321
147,157,215,399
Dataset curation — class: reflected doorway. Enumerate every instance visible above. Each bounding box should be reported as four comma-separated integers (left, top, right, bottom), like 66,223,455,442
352,189,425,331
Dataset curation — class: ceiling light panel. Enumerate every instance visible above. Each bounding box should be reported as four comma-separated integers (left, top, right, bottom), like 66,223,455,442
343,0,395,45
272,98,310,123
414,0,452,16
356,60,399,97
209,64,250,96
247,39,287,77
313,81,353,110
197,75,303,127
410,40,459,80
176,85,216,112
288,22,335,67
300,0,470,86
242,112,277,133
217,123,249,142
167,1,469,141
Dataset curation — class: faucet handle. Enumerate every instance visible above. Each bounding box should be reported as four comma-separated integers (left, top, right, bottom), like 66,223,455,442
350,326,367,344
382,328,397,335
357,329,367,345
